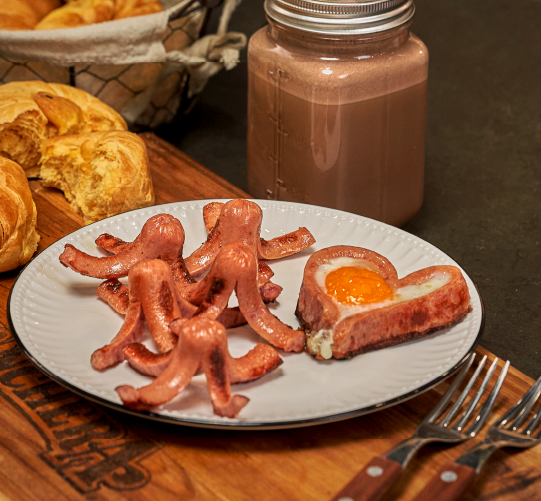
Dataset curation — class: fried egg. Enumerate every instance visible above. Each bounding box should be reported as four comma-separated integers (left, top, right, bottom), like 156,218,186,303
308,257,450,359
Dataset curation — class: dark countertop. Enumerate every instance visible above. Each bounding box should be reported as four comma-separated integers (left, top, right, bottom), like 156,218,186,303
157,0,541,379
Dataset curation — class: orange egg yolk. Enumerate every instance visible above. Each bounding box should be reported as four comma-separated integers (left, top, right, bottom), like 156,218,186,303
325,266,394,305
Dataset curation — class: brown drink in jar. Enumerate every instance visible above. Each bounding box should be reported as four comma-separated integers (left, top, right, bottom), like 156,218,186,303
247,0,428,227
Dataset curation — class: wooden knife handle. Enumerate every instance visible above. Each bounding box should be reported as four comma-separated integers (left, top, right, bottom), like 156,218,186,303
412,462,477,501
330,456,403,501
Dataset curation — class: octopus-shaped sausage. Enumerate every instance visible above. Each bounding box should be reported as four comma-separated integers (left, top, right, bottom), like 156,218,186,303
60,199,315,283
60,211,251,329
59,199,314,306
90,242,304,373
116,317,281,418
59,213,194,283
185,198,316,277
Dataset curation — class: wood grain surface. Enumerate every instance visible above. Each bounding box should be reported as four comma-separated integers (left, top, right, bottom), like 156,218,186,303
1,134,540,501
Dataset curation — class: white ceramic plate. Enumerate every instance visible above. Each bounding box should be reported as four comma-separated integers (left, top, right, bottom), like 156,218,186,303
8,200,483,429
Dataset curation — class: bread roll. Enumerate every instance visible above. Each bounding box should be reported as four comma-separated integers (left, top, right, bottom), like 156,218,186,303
27,0,64,19
0,157,40,273
0,0,62,30
34,0,115,30
0,81,127,177
0,0,41,30
40,131,155,224
114,0,163,20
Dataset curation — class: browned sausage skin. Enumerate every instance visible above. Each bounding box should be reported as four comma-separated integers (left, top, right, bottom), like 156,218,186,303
97,273,280,316
258,227,316,260
129,259,182,353
185,199,263,277
186,199,316,278
59,214,187,280
123,343,172,377
60,201,316,284
124,324,282,384
202,201,224,232
296,246,472,360
90,299,145,371
95,234,129,254
96,279,129,314
181,242,305,352
60,200,315,316
95,241,301,372
116,317,265,418
94,257,257,371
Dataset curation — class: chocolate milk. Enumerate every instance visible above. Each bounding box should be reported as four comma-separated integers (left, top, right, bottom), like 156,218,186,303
247,21,429,227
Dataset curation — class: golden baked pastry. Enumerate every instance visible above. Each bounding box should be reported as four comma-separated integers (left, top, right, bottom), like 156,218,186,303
0,0,41,30
0,0,62,30
114,0,163,20
0,157,40,273
34,0,116,30
28,0,64,18
0,81,127,177
2,0,161,30
34,0,162,29
40,130,155,224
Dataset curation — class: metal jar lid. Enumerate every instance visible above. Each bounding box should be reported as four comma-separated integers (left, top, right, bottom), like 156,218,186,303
264,0,415,35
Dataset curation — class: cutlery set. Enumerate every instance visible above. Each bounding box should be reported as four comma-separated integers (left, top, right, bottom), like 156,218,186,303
332,354,541,501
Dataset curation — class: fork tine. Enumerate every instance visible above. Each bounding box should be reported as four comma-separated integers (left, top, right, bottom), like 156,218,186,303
466,360,510,436
422,353,476,424
525,403,541,437
525,378,541,436
508,377,541,431
453,357,499,432
439,355,486,427
499,377,541,427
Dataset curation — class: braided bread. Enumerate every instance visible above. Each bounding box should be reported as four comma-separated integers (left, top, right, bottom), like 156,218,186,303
0,81,127,177
40,130,155,224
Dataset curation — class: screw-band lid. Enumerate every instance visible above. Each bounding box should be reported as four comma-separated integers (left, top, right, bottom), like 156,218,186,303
265,0,415,35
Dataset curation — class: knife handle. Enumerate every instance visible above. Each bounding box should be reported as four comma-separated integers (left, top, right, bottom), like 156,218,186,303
412,462,477,501
330,456,403,501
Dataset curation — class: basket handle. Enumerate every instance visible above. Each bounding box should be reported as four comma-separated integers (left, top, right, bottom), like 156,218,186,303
120,0,243,125
168,0,225,22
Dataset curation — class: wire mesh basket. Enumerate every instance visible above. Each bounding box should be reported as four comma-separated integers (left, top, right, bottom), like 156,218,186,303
0,0,245,128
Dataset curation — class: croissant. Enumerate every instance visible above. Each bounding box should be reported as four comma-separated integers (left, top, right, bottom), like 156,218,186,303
34,0,116,30
0,81,127,177
40,130,155,224
114,0,163,19
28,0,64,18
0,157,40,273
0,0,62,30
34,0,163,29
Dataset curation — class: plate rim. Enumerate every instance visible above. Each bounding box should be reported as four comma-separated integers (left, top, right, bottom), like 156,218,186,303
7,199,485,430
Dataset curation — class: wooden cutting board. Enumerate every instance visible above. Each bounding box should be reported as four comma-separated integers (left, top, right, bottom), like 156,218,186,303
0,133,539,501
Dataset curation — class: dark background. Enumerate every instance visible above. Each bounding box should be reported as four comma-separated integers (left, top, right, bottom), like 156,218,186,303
157,0,541,378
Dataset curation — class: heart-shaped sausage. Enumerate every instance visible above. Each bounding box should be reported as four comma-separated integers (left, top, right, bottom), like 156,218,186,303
295,246,472,360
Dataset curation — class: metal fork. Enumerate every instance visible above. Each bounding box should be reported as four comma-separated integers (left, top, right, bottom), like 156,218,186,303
331,353,510,501
413,374,541,501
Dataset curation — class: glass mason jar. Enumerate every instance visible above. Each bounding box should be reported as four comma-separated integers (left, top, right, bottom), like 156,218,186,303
247,0,428,227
